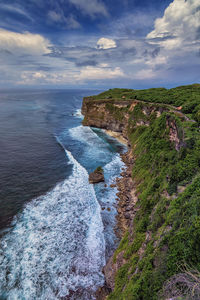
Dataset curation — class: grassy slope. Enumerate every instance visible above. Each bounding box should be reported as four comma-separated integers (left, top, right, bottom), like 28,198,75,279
90,84,200,123
87,84,200,299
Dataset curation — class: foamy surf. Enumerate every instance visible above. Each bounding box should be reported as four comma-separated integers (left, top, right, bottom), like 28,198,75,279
0,147,105,300
73,108,83,119
68,125,126,258
68,125,114,167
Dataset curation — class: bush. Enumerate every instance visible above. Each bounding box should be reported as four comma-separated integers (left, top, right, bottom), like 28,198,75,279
95,166,103,173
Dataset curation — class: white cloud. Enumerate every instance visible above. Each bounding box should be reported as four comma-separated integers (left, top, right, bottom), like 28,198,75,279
146,55,167,67
0,28,51,55
76,65,125,81
137,0,200,85
17,64,125,85
19,70,76,85
135,68,157,80
33,72,47,79
97,37,116,49
147,0,200,49
1,0,200,88
68,0,108,17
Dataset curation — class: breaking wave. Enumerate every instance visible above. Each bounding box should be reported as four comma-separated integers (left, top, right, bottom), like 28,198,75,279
0,146,105,300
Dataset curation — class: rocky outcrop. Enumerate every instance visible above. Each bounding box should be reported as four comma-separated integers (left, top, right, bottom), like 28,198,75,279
81,98,132,143
89,167,105,184
82,97,184,153
166,116,185,151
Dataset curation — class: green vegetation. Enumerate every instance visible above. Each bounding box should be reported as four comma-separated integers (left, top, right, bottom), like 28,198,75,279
89,84,200,123
107,108,200,299
105,102,129,121
85,84,200,299
95,166,103,173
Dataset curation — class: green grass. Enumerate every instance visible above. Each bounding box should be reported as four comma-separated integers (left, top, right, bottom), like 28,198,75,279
87,84,200,123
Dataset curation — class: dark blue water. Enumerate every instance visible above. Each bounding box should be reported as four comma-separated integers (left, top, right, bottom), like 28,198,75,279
0,89,125,299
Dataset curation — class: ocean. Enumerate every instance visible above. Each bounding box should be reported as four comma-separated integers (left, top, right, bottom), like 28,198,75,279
0,89,125,299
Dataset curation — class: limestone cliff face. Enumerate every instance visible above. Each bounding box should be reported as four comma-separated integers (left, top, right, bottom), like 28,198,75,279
81,98,131,142
81,97,183,149
82,97,185,299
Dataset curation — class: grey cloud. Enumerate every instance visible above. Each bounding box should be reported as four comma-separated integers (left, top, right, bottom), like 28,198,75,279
121,47,137,56
142,47,160,58
0,49,13,55
47,9,81,29
76,60,98,67
196,26,200,40
68,0,108,17
147,35,177,43
151,48,160,58
48,42,138,68
194,5,200,13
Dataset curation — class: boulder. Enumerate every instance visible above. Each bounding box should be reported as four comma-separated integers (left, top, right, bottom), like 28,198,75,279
89,167,104,184
110,184,116,188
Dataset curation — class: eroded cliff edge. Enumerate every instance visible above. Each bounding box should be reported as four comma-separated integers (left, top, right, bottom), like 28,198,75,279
81,90,200,300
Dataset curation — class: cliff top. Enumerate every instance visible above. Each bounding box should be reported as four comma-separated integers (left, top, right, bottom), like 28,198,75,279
85,84,200,123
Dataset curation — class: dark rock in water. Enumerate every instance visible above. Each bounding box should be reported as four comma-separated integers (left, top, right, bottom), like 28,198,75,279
110,184,116,188
89,166,104,184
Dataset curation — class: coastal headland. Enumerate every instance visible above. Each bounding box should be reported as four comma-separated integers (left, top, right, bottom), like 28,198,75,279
82,85,200,300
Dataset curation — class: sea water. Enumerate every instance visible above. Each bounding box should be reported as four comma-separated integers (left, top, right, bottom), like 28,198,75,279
0,89,125,299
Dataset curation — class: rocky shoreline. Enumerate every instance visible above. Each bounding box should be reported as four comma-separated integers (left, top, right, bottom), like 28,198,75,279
115,149,137,236
81,98,139,298
96,146,138,299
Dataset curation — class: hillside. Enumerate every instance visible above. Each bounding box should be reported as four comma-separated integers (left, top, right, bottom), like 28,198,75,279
87,84,200,123
82,84,200,300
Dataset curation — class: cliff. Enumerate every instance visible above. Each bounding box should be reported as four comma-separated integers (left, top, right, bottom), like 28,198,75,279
82,86,200,300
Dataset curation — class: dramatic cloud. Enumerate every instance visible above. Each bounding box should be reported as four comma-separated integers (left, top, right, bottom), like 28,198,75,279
147,0,200,49
68,0,108,17
97,38,117,49
0,28,51,55
0,0,199,88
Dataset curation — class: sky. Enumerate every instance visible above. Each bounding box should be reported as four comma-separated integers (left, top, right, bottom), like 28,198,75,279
0,0,199,89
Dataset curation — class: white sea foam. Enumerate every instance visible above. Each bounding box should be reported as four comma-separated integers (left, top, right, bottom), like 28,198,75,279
73,108,83,119
0,148,105,300
69,125,102,145
68,125,112,164
69,125,126,258
97,153,126,256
